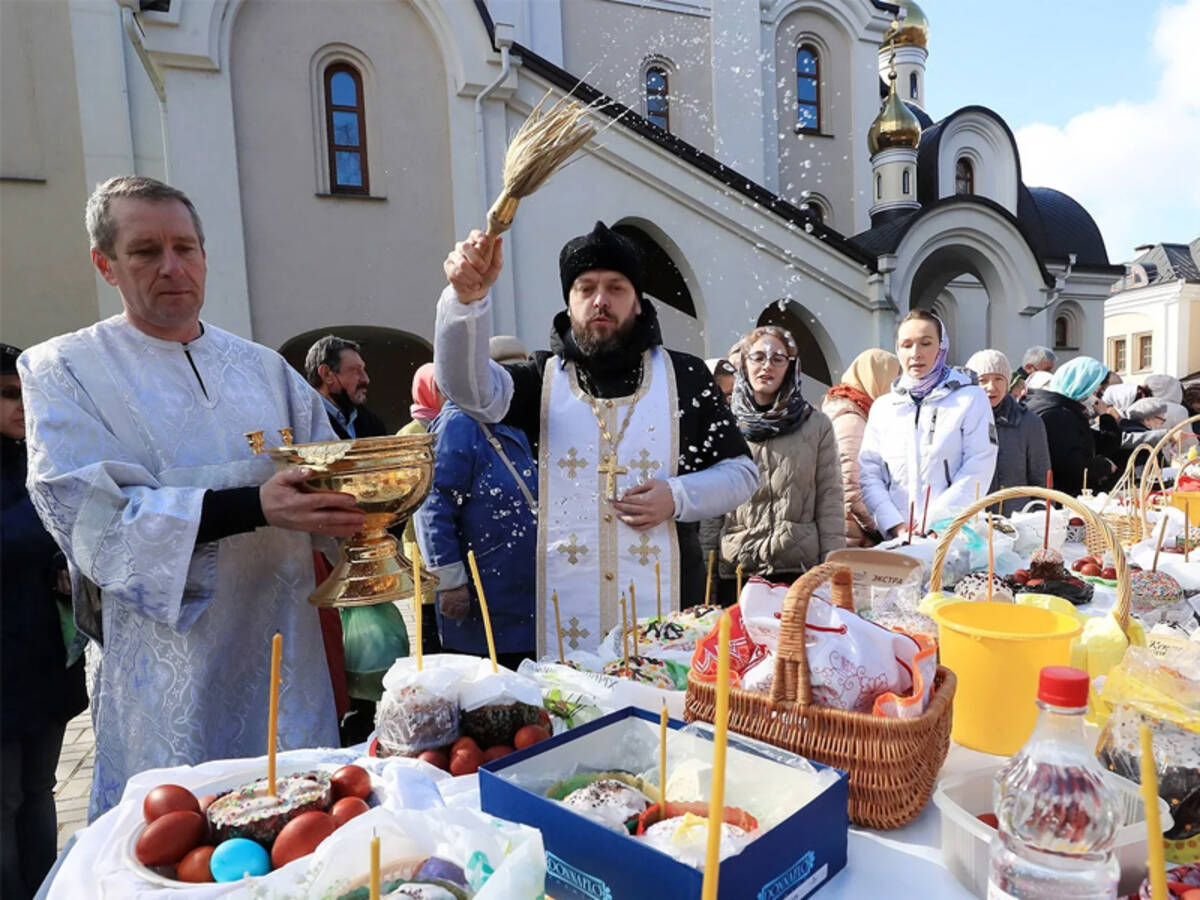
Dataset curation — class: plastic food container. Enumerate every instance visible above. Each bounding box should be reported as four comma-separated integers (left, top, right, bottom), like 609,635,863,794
932,764,1173,898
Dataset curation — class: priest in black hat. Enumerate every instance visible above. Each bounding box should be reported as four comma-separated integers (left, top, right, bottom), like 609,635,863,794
435,223,756,657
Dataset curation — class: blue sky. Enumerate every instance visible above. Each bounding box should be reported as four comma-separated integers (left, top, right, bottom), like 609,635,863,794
919,0,1199,262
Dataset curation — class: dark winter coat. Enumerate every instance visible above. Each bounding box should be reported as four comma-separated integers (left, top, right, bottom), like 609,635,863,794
1023,389,1118,497
990,394,1052,515
1,436,87,737
415,402,537,654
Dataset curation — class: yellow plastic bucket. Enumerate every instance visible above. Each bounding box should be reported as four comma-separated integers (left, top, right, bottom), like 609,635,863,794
933,601,1083,755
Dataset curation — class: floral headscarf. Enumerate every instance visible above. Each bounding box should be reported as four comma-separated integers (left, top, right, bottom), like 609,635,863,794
730,326,812,442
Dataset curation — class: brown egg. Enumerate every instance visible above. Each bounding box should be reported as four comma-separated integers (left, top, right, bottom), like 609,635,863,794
482,745,514,762
416,749,449,771
197,794,218,815
143,784,201,824
449,746,482,776
329,796,370,828
135,810,207,867
270,811,336,869
329,765,372,801
176,845,216,883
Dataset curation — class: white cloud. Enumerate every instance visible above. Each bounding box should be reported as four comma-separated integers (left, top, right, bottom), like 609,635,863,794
1014,0,1200,263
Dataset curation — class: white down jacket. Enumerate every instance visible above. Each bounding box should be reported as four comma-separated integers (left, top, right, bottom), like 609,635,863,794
858,368,998,535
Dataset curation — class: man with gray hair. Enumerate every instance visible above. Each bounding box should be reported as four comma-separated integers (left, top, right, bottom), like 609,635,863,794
19,175,359,817
1010,345,1057,397
305,334,387,439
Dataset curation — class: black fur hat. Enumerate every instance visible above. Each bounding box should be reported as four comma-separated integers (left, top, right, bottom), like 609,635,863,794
558,221,643,303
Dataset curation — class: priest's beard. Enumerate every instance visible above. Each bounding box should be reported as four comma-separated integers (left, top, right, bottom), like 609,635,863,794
571,315,637,358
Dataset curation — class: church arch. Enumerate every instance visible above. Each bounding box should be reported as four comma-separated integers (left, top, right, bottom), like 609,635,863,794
755,299,838,386
279,326,431,433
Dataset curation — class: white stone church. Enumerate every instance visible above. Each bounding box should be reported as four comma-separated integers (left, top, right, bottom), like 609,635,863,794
0,0,1120,427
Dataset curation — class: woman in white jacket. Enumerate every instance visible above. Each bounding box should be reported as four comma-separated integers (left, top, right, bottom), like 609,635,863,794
858,310,998,540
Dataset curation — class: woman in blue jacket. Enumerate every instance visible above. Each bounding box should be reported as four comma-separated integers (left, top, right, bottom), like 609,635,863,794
415,401,537,666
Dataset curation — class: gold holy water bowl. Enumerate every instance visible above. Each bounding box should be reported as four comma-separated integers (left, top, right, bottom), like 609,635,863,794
245,430,439,607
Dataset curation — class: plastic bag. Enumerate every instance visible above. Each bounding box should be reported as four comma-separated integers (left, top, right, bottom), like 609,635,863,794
301,806,546,899
341,603,409,701
1095,643,1200,847
458,658,544,747
517,659,617,733
375,654,476,756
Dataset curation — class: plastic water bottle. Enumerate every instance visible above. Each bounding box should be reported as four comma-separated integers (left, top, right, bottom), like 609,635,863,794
987,666,1120,899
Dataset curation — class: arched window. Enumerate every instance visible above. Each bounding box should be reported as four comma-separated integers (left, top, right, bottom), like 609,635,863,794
902,169,911,194
806,203,824,224
875,174,882,200
1054,315,1069,349
796,44,820,133
909,71,918,100
955,157,974,195
645,66,669,132
325,64,368,194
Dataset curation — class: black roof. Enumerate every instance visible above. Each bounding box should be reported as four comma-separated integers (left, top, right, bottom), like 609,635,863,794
1017,186,1113,268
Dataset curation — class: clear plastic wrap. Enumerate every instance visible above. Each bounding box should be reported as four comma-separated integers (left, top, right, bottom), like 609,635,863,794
457,659,544,748
1095,644,1200,845
300,806,546,899
517,659,617,733
375,655,479,756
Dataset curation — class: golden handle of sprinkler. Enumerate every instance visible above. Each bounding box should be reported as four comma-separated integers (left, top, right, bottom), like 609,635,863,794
279,428,294,446
244,430,265,455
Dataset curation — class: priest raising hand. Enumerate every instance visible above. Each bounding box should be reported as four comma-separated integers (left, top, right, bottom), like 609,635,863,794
435,221,758,657
19,176,348,818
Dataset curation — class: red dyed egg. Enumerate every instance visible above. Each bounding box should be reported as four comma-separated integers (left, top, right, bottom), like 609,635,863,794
176,845,216,883
271,811,336,869
135,810,207,867
143,784,201,824
330,765,371,801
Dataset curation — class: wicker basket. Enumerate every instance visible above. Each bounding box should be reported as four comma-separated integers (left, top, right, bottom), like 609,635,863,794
1138,413,1200,508
684,563,956,830
929,486,1131,638
1082,444,1154,556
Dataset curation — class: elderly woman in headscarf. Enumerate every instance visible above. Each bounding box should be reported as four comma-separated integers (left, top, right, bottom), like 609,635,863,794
1144,373,1197,460
965,349,1051,515
719,326,844,590
1024,356,1121,496
859,310,997,539
820,348,901,545
399,362,443,437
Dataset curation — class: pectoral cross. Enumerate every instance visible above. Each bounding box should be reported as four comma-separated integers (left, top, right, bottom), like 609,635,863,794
597,453,628,500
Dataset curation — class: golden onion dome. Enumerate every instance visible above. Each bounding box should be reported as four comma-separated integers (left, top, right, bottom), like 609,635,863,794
884,0,930,50
867,70,922,155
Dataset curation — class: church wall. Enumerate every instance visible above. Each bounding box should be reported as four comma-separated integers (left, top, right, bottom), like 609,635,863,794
773,7,856,229
0,0,98,348
499,69,877,385
229,0,454,351
559,0,714,155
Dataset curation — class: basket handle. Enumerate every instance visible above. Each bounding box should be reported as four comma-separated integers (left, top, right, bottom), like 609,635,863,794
927,486,1130,635
1140,414,1200,512
768,563,854,707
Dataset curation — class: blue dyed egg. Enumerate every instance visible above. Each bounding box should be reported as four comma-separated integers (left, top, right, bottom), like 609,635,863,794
209,838,270,882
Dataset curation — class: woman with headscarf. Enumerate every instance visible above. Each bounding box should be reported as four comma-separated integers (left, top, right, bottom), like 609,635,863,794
399,362,443,437
820,349,901,546
719,326,844,590
858,310,998,539
1024,356,1121,496
1145,373,1197,460
965,349,1051,516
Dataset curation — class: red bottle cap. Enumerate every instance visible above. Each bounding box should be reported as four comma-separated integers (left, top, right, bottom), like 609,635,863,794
1037,666,1089,708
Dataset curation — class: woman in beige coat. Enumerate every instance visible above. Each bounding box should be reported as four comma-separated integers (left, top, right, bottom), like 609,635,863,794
820,349,901,547
720,327,845,595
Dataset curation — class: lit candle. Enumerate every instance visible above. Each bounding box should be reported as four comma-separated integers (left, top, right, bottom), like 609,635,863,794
1139,724,1167,900
369,834,380,900
552,590,564,663
659,702,669,807
655,560,662,619
412,544,424,671
267,632,282,797
629,581,639,657
700,614,731,900
467,550,498,673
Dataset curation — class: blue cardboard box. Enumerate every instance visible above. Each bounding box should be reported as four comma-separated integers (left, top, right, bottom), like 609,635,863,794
479,707,848,900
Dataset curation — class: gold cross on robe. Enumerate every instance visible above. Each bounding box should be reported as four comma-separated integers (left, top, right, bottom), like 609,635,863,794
597,453,628,500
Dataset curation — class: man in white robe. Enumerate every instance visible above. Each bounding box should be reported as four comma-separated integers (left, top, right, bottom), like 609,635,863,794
436,223,758,656
19,176,365,818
